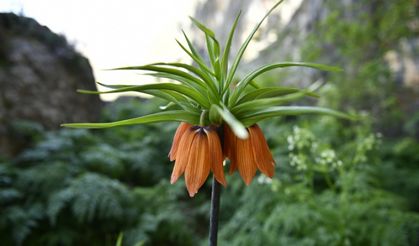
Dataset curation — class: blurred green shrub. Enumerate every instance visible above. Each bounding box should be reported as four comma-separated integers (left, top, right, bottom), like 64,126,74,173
0,98,200,246
0,99,418,246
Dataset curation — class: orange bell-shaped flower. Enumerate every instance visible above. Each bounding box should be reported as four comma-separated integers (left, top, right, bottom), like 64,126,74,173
223,124,275,185
169,123,226,197
168,122,192,161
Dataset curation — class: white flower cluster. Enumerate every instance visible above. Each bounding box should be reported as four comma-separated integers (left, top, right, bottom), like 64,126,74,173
287,126,315,151
257,175,273,184
287,126,344,172
354,133,382,164
289,154,308,171
316,149,343,169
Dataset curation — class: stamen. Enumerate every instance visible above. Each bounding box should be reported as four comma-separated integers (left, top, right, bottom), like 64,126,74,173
191,125,201,131
191,125,205,134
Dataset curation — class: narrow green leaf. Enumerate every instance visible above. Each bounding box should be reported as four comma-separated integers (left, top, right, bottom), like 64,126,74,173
221,12,241,80
96,82,198,112
237,86,319,104
249,80,260,89
111,65,208,90
238,62,342,89
151,62,218,94
189,16,216,39
159,102,176,110
176,38,215,76
213,105,248,139
153,89,189,103
145,72,219,105
79,83,210,108
230,62,341,104
97,81,193,103
232,91,309,115
96,82,175,101
62,110,200,129
225,0,285,89
133,241,145,246
149,89,198,113
204,34,221,81
116,233,123,246
181,30,204,60
179,31,220,95
222,88,231,106
96,82,127,89
206,35,217,66
213,57,221,83
151,62,205,78
144,72,205,94
240,106,355,126
209,104,222,124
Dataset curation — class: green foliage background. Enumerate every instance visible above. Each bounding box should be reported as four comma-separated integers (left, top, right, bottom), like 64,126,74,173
1,0,419,245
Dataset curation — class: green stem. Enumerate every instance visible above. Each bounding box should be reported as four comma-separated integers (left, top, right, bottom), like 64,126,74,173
209,177,221,246
200,110,207,126
209,126,224,246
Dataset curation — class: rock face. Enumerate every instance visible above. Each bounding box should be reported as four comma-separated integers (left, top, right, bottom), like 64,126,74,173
246,0,328,85
386,39,419,90
0,13,102,156
252,0,419,89
195,0,419,90
192,0,285,67
192,0,252,55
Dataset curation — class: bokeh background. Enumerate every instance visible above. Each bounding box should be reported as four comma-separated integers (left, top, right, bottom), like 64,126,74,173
1,0,418,245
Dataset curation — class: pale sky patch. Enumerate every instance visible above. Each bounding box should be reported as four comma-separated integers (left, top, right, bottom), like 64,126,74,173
1,0,302,100
1,0,197,100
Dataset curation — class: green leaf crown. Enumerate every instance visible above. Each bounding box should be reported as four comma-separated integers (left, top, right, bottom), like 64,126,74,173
62,0,353,137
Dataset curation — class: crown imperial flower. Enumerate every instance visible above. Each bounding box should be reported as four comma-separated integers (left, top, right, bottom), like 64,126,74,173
61,2,353,244
224,124,274,185
63,0,352,197
169,123,226,197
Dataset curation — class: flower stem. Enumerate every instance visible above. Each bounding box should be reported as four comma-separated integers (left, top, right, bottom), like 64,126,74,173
209,176,221,246
200,110,207,126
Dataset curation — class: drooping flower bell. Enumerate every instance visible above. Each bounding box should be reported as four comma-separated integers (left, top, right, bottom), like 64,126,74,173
169,123,226,197
223,124,275,185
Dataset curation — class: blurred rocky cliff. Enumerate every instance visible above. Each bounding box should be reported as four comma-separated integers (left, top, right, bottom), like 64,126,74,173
194,0,419,89
0,13,102,156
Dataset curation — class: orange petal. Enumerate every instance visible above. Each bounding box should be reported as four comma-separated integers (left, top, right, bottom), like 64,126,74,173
170,127,196,184
222,124,233,158
229,161,238,174
235,134,257,185
249,125,275,178
168,122,192,161
184,129,211,197
223,124,237,174
206,128,226,186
